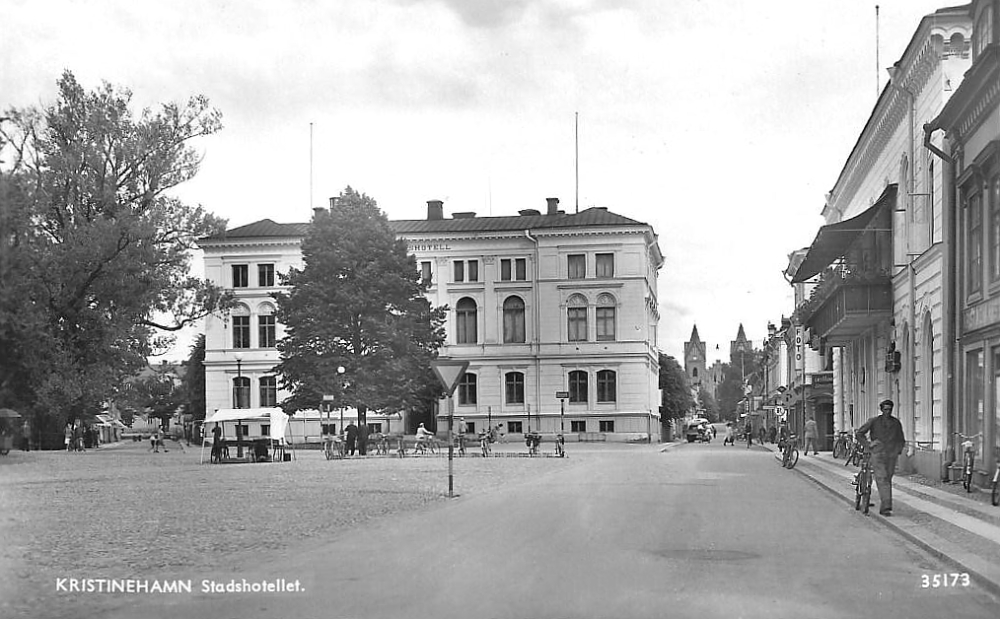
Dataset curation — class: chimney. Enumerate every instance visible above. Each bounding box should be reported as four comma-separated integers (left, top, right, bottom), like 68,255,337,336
427,200,444,220
312,207,326,219
546,197,559,215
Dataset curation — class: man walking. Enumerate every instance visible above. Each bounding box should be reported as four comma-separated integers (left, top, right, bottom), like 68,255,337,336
856,399,906,516
803,416,819,455
345,422,358,456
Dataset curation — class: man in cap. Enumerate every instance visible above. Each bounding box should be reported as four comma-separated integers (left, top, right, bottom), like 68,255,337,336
856,399,906,516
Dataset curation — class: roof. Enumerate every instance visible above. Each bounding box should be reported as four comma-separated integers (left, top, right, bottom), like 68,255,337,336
203,208,650,241
201,219,311,241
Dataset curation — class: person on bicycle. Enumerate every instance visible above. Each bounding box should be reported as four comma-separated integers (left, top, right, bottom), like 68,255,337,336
723,422,734,446
777,420,790,453
415,423,434,451
855,399,906,516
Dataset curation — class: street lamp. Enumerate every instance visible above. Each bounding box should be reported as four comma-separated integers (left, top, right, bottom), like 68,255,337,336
337,366,346,434
234,354,244,458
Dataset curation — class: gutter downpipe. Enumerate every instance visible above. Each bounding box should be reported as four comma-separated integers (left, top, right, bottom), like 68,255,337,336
889,77,918,456
524,229,541,432
924,121,956,479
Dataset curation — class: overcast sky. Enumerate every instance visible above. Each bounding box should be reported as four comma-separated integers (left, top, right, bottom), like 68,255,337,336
2,0,957,362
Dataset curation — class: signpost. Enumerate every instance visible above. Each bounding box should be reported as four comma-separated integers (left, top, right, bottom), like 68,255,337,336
556,391,569,457
431,360,470,498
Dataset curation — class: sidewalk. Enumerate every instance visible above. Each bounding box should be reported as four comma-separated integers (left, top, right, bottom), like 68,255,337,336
765,442,1000,597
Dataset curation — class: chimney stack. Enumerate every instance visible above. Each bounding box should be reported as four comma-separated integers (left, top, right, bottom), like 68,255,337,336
312,207,326,219
427,199,444,220
546,197,560,215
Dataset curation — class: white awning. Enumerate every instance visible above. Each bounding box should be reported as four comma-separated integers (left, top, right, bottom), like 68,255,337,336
205,408,289,441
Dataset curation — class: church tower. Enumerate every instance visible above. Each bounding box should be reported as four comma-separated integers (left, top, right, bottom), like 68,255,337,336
731,323,752,358
684,325,707,388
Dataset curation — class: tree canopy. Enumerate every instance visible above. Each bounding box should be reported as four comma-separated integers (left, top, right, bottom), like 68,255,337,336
658,353,694,424
274,187,447,424
0,72,229,446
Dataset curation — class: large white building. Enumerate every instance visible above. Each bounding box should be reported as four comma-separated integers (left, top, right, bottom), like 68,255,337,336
198,197,664,442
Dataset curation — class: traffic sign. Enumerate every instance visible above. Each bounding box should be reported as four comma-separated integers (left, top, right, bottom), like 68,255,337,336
555,391,569,399
431,360,470,396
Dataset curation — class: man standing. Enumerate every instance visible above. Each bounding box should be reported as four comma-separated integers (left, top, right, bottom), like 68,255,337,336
345,422,359,456
856,399,906,516
803,416,819,456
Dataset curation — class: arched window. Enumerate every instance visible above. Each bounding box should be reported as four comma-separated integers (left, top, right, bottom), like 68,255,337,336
457,373,477,405
596,294,616,341
692,368,699,379
232,304,251,349
233,376,251,409
503,296,526,343
567,294,588,341
597,370,617,403
258,303,276,349
259,376,277,407
505,371,525,404
456,297,478,344
569,370,588,403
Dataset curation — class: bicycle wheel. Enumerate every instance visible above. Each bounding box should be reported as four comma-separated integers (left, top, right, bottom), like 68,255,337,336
844,446,855,467
861,470,872,515
855,478,863,511
833,440,843,460
964,454,974,492
785,447,799,469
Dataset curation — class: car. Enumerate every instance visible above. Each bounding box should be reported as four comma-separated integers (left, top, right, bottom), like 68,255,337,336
685,419,712,443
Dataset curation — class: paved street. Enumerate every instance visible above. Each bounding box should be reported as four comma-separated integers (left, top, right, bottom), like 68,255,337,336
82,440,998,619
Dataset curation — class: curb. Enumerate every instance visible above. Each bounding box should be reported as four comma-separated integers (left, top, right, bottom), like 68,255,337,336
785,451,1000,602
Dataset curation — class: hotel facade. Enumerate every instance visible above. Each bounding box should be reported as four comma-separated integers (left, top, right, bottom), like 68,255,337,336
198,197,664,442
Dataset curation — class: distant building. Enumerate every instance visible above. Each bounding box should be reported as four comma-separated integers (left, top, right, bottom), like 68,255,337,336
198,197,664,442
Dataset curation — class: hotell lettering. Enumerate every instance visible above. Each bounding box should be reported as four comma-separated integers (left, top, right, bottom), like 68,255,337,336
407,243,452,252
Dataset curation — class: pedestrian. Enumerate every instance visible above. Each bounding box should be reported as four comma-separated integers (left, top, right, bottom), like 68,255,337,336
744,419,753,448
710,424,717,439
357,422,369,456
803,416,819,455
758,425,766,445
345,422,358,456
64,423,73,452
723,422,734,446
20,420,30,451
211,423,223,463
855,399,906,517
767,425,777,444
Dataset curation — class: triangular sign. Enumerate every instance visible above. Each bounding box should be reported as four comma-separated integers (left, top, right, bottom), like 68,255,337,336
431,360,470,396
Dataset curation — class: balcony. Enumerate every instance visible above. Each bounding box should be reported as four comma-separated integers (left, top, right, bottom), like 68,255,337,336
797,272,892,344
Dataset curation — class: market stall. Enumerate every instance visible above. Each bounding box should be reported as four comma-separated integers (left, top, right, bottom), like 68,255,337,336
200,408,292,464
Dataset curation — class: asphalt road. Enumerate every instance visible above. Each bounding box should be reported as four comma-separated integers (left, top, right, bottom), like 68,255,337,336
106,442,999,619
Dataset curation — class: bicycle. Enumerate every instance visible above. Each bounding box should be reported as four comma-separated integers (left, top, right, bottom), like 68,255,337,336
323,435,346,460
781,434,799,469
853,447,874,515
832,430,853,460
844,433,864,467
413,437,438,455
955,432,983,493
554,433,565,458
479,431,491,458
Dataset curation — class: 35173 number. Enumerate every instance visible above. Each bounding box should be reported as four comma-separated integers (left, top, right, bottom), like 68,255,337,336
920,573,970,588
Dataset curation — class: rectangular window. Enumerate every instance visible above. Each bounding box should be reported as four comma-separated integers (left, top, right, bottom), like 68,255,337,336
599,420,615,433
260,424,270,437
568,254,586,279
233,316,251,349
515,258,526,281
235,424,249,437
258,264,275,287
970,194,983,293
596,253,614,278
232,264,249,288
570,420,586,433
454,260,465,282
421,261,432,285
968,350,984,460
569,371,588,404
596,307,616,341
322,423,336,435
505,372,525,405
259,376,277,407
568,307,587,341
507,421,523,434
259,315,276,348
597,370,617,403
501,259,512,281
468,260,479,282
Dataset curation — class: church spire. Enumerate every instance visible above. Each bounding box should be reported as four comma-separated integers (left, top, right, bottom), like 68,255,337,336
689,324,702,343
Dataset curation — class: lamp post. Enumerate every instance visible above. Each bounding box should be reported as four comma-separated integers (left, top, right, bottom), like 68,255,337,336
337,366,346,435
234,355,244,458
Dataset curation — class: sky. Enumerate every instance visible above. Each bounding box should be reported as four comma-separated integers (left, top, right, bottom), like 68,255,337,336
2,0,960,363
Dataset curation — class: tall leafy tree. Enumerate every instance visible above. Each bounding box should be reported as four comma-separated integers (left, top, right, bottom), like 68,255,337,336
0,72,229,446
658,353,694,426
274,187,447,424
182,334,207,422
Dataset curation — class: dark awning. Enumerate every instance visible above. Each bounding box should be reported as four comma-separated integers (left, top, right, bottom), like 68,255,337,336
791,184,896,283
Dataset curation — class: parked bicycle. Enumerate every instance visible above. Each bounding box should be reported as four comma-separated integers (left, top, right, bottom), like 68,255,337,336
323,435,346,460
955,432,983,493
832,430,854,460
479,431,491,458
413,436,439,455
554,433,565,458
853,446,874,515
781,433,799,469
844,434,864,467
